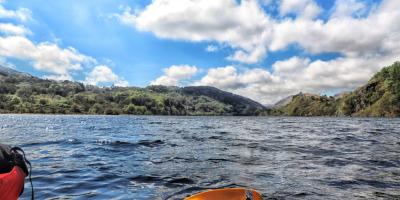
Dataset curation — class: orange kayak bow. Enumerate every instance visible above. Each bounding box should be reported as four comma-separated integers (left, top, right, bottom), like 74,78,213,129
185,188,263,200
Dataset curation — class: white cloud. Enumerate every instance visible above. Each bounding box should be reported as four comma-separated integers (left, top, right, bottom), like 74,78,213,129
44,74,73,81
279,0,322,19
151,65,198,86
116,0,272,64
164,65,198,79
195,66,242,89
330,0,368,19
0,4,31,21
116,0,400,105
0,1,124,85
227,45,267,63
85,65,129,87
272,56,310,75
0,2,93,81
0,23,30,35
195,66,275,89
135,0,400,104
206,45,218,52
116,0,400,65
0,36,95,79
271,0,400,57
194,66,286,104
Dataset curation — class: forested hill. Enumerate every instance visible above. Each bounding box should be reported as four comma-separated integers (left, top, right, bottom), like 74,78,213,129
1,61,399,117
272,62,400,117
0,66,265,115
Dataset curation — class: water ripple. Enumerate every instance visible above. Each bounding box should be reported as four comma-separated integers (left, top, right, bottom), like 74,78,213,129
0,115,399,199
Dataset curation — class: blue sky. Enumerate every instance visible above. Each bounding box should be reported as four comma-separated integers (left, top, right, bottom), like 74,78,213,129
2,0,234,85
0,0,398,104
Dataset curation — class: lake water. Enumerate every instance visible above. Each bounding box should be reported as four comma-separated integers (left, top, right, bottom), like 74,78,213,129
0,115,399,200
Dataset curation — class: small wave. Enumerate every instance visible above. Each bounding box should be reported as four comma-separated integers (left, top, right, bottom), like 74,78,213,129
97,127,113,131
91,174,122,182
136,139,165,147
24,138,81,148
292,192,310,197
166,178,195,185
290,146,341,156
165,177,196,188
208,135,223,140
206,158,235,163
149,121,163,124
67,138,80,144
182,136,206,142
356,179,400,188
364,159,397,168
200,125,215,130
176,130,184,134
374,192,400,199
95,139,165,148
247,142,259,149
328,179,400,189
23,139,69,147
163,186,206,200
130,175,162,183
266,191,315,200
0,124,10,129
150,156,196,164
239,157,263,166
337,127,360,132
255,172,275,178
85,126,96,130
260,146,279,152
129,175,195,189
324,159,349,167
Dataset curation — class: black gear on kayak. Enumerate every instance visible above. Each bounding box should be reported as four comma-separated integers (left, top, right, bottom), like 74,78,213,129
0,143,34,200
246,189,254,200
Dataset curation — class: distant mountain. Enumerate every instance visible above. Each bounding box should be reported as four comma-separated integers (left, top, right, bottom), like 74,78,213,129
0,65,32,77
0,68,265,115
182,86,265,114
272,62,400,117
273,95,294,108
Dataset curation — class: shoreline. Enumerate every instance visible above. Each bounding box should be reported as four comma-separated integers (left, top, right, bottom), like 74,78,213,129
0,113,398,119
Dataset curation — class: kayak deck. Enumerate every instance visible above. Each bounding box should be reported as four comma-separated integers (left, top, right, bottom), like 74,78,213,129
185,188,263,200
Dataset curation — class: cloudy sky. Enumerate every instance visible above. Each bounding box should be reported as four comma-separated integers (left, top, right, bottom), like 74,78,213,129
0,0,399,104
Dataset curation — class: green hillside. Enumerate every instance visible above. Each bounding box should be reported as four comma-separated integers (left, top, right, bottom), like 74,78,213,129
273,93,338,116
1,61,399,117
0,66,265,116
274,62,400,117
337,62,400,117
